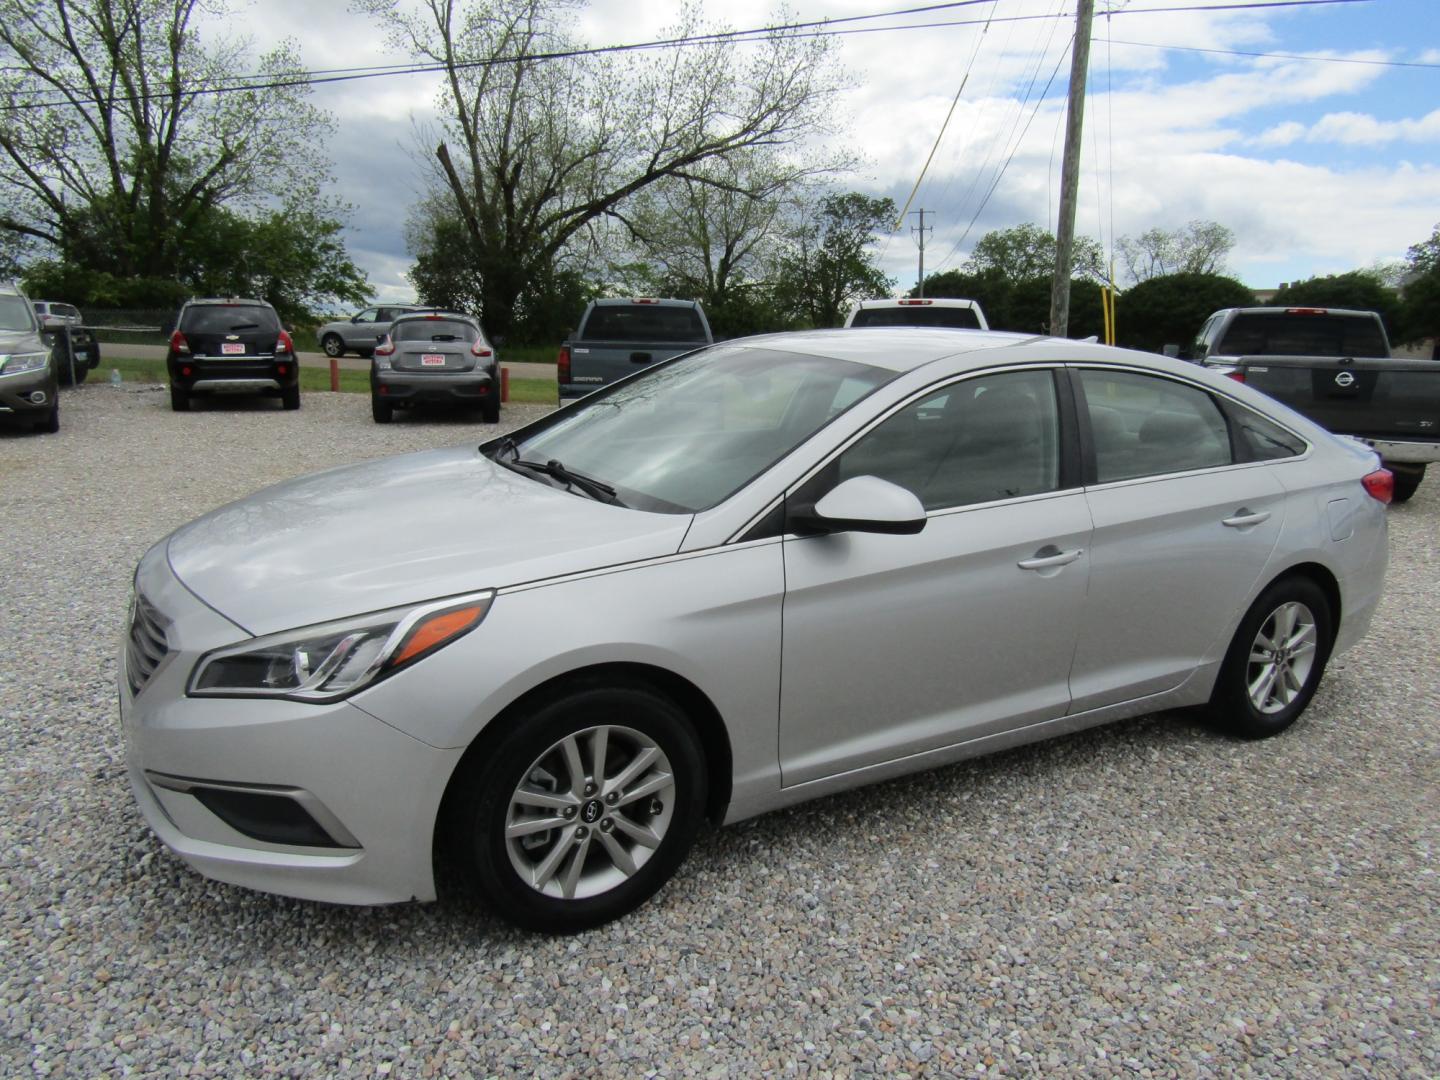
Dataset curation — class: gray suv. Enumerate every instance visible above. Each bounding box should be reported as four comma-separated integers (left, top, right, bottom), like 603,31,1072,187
0,283,59,433
317,305,428,358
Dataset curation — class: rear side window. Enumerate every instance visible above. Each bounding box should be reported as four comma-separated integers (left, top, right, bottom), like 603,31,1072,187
393,319,478,343
851,306,982,329
1216,313,1387,358
579,306,705,343
1229,407,1307,461
182,305,279,334
1080,369,1232,482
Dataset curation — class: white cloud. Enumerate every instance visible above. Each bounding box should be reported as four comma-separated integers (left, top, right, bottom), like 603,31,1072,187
1252,121,1307,147
1306,108,1440,145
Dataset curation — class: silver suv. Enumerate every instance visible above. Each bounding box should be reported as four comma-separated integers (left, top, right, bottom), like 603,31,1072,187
317,305,428,358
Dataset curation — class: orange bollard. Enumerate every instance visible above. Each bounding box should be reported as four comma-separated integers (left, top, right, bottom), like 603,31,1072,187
329,357,339,392
500,366,510,403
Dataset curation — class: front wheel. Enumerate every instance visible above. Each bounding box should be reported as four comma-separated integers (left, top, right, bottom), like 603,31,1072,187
321,334,344,358
35,403,59,434
448,683,707,932
1207,577,1334,739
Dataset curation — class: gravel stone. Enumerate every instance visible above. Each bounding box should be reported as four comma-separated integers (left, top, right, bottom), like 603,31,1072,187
1,381,1437,1077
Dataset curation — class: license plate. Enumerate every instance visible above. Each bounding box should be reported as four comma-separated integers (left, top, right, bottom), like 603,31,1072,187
420,354,446,366
221,343,245,355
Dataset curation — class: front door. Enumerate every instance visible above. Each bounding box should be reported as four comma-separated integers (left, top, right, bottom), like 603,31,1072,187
779,368,1092,787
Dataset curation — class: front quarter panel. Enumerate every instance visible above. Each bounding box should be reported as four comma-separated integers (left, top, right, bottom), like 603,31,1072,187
351,540,787,807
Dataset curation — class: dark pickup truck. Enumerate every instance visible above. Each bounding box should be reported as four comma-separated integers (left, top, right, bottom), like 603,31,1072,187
1194,306,1440,501
558,298,712,401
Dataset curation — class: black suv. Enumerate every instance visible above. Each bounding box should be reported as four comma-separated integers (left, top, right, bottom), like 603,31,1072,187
166,298,299,412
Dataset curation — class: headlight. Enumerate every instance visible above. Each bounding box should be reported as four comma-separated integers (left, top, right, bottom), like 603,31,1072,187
0,351,50,376
188,590,494,702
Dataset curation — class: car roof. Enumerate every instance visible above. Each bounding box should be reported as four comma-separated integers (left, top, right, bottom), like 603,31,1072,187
184,297,274,308
591,298,697,308
852,298,978,309
729,328,1049,372
391,310,477,323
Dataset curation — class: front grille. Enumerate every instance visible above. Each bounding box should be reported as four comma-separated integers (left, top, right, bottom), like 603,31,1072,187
126,593,170,696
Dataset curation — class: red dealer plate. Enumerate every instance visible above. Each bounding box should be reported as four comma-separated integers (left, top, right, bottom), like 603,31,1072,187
221,343,245,355
420,354,446,366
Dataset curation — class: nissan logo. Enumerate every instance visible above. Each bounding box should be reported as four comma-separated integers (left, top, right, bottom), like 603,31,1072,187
1335,371,1355,388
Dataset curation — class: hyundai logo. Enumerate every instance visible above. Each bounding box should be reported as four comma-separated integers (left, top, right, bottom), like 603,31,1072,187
1335,371,1355,388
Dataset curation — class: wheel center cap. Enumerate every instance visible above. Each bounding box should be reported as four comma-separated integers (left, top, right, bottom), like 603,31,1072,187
581,799,604,824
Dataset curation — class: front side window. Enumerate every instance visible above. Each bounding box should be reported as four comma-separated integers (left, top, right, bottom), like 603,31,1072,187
354,308,380,323
500,346,896,513
1081,369,1232,482
836,369,1061,510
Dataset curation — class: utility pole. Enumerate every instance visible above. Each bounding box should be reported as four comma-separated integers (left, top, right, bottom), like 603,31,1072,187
909,209,933,297
1049,0,1094,337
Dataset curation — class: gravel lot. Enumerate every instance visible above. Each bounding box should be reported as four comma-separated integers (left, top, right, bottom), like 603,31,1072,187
2,382,1437,1077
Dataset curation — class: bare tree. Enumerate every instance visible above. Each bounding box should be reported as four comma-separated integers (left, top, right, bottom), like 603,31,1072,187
1117,220,1235,285
359,0,846,338
0,0,334,286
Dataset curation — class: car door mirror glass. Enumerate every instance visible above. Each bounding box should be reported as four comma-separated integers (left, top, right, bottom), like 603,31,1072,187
797,475,926,535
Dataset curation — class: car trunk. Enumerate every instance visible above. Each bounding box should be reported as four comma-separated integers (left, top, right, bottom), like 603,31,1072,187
1234,355,1440,442
392,340,479,373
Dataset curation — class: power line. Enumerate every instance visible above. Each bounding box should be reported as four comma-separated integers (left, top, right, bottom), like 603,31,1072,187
1108,39,1440,69
0,0,1373,114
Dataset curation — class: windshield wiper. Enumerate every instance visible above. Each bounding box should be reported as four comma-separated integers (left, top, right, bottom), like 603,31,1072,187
506,456,624,506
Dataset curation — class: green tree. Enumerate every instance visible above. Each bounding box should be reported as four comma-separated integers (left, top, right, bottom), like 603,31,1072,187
1116,220,1235,285
1115,272,1254,354
775,193,895,328
1399,223,1440,347
361,0,846,340
1272,271,1402,344
964,223,1104,285
0,0,344,295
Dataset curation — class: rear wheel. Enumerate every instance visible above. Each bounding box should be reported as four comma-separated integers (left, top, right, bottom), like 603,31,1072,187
169,384,189,412
481,391,500,424
371,396,392,424
1390,464,1424,503
321,334,345,358
281,384,301,410
447,683,706,932
1207,577,1334,739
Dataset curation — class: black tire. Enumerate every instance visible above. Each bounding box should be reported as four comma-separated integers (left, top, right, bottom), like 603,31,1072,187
1207,576,1334,739
481,391,500,424
371,396,392,424
321,334,345,358
70,359,90,385
86,338,101,371
1390,465,1424,503
35,404,59,434
169,383,190,412
447,682,707,933
282,384,301,411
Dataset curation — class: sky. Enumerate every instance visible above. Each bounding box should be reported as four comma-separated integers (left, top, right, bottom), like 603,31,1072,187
210,0,1440,304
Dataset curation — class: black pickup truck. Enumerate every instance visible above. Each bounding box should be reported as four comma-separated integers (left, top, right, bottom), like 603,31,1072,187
1193,306,1440,502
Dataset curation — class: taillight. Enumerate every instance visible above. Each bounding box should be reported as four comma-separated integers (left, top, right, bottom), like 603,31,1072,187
170,330,190,354
557,344,571,383
1285,307,1328,316
1225,370,1246,383
1362,468,1393,504
276,329,295,355
471,341,492,358
631,298,659,305
898,299,933,306
375,336,395,357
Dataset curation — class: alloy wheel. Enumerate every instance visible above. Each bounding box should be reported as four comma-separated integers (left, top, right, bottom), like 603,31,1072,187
504,725,675,900
1246,600,1318,715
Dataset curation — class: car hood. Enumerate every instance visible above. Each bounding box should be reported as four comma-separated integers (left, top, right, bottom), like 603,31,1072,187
165,446,693,636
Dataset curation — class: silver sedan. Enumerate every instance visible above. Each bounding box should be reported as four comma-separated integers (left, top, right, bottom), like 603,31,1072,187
120,330,1390,931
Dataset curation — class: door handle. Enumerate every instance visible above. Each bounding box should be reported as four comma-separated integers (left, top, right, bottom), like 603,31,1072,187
1017,547,1084,571
1221,509,1272,528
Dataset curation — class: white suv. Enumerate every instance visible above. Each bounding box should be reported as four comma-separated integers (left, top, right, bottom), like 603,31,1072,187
845,297,989,330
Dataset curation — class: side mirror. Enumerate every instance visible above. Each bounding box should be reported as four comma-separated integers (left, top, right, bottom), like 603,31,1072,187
790,475,927,536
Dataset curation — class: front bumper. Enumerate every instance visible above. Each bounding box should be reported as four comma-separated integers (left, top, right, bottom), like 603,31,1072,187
0,363,58,417
120,546,463,905
372,368,494,405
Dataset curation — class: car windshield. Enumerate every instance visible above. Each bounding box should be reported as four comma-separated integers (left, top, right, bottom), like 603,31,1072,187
499,345,897,513
1217,313,1388,358
394,319,477,343
852,306,981,329
182,305,279,335
0,295,36,332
